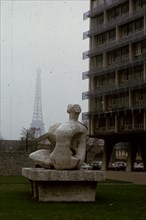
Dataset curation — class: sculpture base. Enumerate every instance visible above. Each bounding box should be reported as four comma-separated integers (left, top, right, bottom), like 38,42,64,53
22,168,105,202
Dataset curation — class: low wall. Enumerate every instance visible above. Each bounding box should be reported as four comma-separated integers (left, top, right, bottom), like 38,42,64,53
0,151,34,175
0,140,34,175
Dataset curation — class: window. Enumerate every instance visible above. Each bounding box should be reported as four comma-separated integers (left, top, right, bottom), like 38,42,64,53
96,13,104,26
131,65,143,82
121,3,129,15
134,90,143,101
102,33,107,44
133,42,142,56
94,54,103,67
98,117,106,127
121,22,133,37
108,72,115,86
108,29,116,41
96,32,107,46
134,0,146,10
128,22,133,34
119,93,129,106
92,0,97,9
96,97,103,111
121,46,129,59
122,69,129,81
135,18,144,31
108,51,115,64
114,7,120,17
107,2,129,20
142,40,146,54
133,40,146,57
97,0,103,6
108,116,115,127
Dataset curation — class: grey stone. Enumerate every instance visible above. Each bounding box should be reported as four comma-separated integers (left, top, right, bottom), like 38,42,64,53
22,168,105,202
29,104,87,170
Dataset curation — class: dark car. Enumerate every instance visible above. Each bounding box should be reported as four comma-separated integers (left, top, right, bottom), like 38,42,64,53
114,161,126,171
108,161,126,171
90,161,102,170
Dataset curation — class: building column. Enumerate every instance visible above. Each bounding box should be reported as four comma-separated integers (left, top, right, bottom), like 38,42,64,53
129,43,133,60
115,115,118,133
144,110,146,131
103,95,106,111
144,15,146,32
144,63,146,81
90,118,95,136
102,140,115,171
129,89,132,108
103,52,107,67
116,26,120,41
129,0,133,13
115,70,118,87
126,142,138,172
104,10,107,24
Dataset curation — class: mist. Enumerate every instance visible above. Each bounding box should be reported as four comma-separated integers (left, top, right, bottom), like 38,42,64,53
1,0,89,140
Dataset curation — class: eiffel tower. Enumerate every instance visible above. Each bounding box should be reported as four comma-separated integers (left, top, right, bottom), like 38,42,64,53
31,68,45,138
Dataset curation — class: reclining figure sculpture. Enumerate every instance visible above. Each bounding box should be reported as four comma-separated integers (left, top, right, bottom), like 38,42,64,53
29,104,87,170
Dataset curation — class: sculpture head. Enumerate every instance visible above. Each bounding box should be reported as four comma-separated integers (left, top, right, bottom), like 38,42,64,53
67,104,81,121
67,104,81,114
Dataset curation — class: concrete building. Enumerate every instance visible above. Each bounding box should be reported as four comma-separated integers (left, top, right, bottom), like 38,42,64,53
82,0,146,171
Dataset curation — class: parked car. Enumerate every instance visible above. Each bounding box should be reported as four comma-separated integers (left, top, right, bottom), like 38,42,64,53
108,162,117,170
81,163,93,170
114,161,126,171
90,161,102,170
134,163,144,171
108,161,126,171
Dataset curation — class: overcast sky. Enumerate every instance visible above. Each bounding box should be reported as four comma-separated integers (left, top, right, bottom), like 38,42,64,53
1,0,89,140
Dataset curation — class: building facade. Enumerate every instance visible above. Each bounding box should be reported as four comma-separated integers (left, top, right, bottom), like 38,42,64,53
83,0,146,171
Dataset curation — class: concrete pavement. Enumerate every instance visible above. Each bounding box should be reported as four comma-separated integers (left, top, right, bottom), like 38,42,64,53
105,171,146,185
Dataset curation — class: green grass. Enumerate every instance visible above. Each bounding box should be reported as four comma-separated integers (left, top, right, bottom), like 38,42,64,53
0,176,146,220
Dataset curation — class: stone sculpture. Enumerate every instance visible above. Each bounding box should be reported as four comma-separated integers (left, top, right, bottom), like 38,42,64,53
23,104,105,202
29,104,87,170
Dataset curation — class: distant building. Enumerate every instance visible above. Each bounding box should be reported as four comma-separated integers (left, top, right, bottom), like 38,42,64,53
82,0,146,171
31,68,45,137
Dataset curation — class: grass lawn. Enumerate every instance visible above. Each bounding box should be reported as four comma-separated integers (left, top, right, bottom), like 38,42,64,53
0,176,146,220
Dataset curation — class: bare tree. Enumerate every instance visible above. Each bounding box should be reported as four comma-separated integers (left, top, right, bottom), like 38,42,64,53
21,127,38,152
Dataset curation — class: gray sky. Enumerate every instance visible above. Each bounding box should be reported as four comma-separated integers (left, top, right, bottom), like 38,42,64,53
1,0,89,140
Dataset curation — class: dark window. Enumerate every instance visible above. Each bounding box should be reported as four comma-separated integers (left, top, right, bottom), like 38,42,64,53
121,3,129,14
135,18,144,31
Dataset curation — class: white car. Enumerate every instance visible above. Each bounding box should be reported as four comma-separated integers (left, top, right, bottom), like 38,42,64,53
81,163,93,170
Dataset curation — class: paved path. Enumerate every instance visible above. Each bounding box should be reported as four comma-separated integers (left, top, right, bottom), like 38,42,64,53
105,171,146,185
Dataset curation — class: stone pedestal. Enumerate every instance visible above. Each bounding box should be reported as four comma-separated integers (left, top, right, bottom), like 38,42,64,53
22,168,105,202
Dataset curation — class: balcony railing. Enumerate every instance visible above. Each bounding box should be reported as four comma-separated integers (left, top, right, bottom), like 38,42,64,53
82,79,146,100
83,0,124,20
134,123,144,130
82,53,146,79
83,6,146,39
95,123,144,134
83,30,145,59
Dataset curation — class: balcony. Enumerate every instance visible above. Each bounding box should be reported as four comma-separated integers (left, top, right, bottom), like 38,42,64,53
83,30,145,59
119,124,132,131
96,124,137,134
82,80,146,100
83,6,146,39
82,53,146,79
133,123,144,130
83,0,124,20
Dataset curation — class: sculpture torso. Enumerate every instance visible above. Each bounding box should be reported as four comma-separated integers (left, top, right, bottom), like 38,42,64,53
50,121,87,169
29,104,87,170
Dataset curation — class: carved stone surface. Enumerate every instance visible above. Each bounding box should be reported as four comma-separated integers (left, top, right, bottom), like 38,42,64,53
29,104,87,170
23,104,105,202
22,168,105,202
